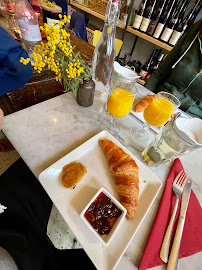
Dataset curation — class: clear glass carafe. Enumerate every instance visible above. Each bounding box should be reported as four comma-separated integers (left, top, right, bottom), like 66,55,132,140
91,0,120,98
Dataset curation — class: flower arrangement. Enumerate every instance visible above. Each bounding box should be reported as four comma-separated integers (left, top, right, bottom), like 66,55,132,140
20,14,91,93
40,0,56,8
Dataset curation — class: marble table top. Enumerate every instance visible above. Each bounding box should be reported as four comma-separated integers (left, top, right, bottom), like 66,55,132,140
2,84,202,270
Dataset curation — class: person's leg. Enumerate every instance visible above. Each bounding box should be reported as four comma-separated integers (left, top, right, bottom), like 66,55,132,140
0,158,96,270
0,158,53,270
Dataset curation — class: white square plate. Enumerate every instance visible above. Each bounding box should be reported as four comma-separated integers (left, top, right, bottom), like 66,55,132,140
39,130,162,270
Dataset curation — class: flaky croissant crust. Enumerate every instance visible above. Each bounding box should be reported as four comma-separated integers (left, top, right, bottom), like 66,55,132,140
134,95,156,112
100,139,139,219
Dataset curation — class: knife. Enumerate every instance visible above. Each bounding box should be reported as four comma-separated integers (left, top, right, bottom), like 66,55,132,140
167,178,192,270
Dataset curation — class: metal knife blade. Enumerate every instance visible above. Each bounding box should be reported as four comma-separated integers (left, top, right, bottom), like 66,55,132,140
180,178,192,218
167,178,192,270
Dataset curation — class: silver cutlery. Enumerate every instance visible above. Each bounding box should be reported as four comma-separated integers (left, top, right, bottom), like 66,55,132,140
167,178,192,270
160,170,188,263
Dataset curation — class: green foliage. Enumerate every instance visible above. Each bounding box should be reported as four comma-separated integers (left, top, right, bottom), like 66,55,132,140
61,51,91,93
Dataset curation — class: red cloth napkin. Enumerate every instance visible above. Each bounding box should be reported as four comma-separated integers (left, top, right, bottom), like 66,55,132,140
138,158,202,270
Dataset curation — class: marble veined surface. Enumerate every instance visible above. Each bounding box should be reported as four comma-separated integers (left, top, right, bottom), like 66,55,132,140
2,85,202,270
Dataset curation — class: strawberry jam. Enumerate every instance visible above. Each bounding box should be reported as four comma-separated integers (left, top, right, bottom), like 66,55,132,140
84,192,122,235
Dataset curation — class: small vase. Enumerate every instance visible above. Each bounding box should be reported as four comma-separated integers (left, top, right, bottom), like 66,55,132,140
76,78,95,107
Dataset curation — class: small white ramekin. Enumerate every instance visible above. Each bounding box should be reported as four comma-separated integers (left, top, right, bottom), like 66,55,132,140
80,187,127,247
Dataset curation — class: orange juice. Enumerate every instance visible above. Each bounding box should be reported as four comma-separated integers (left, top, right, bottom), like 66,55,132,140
107,89,134,117
144,97,174,126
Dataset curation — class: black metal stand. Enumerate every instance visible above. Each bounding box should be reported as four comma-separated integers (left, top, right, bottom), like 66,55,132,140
130,35,138,56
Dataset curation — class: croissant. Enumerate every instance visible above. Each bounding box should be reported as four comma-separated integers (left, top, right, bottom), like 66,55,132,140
99,139,139,220
134,95,156,112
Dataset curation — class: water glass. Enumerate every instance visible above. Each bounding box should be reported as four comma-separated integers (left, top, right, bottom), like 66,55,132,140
142,114,202,166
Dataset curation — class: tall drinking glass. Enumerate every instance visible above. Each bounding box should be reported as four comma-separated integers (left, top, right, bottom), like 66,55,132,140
101,80,138,135
130,91,180,142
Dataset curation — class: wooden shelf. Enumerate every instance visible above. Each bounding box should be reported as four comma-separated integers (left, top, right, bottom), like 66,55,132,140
126,27,173,51
71,2,125,29
71,2,173,51
137,78,145,86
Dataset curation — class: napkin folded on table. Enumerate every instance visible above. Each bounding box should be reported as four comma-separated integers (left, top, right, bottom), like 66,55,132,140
138,158,202,270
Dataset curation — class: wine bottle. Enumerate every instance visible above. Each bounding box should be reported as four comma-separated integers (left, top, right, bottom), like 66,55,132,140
151,48,162,67
153,0,178,39
147,51,166,80
120,0,129,24
133,0,148,29
15,0,42,59
145,50,163,80
177,0,190,25
139,0,158,32
91,0,121,97
139,49,158,79
153,53,164,70
184,0,202,33
169,0,202,46
146,0,167,36
160,0,190,43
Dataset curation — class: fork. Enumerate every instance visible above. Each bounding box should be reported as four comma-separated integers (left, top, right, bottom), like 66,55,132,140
160,170,188,263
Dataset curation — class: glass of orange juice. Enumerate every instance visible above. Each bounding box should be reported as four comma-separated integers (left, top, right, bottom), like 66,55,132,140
102,81,138,135
130,91,180,142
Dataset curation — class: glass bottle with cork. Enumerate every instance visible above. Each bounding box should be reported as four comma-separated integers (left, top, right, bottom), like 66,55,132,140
168,0,202,46
91,0,121,98
139,0,158,33
29,0,45,39
153,0,178,39
120,0,129,24
147,53,165,80
160,0,191,43
15,0,42,59
145,50,165,81
146,0,167,36
132,0,148,30
139,49,158,80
